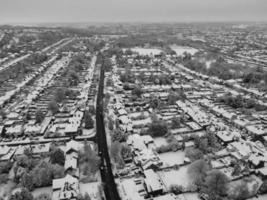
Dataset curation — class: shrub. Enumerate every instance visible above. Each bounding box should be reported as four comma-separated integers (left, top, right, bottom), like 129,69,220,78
169,184,184,194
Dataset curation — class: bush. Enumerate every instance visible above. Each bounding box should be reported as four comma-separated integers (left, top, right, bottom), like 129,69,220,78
50,148,65,166
108,119,114,131
111,129,128,142
9,188,33,200
0,161,13,174
21,161,65,189
229,181,250,200
147,119,168,137
84,110,94,129
259,180,267,194
156,142,181,153
0,173,9,184
169,184,184,194
54,88,66,103
185,148,204,161
34,193,51,200
21,173,35,191
35,110,45,123
205,170,229,197
131,86,143,98
80,142,100,175
171,117,181,128
188,159,210,188
47,101,59,115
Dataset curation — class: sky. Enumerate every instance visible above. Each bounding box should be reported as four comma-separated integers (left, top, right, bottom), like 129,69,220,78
0,0,266,24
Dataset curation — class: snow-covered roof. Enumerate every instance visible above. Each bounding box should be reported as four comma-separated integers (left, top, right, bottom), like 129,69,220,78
144,169,163,193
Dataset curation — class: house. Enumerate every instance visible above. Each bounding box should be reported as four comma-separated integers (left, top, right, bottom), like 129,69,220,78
248,154,265,169
64,140,80,175
143,169,164,196
257,167,267,180
52,174,79,200
31,143,50,156
5,124,23,137
186,121,202,131
134,149,162,170
233,118,250,129
65,140,81,154
0,145,10,157
65,111,84,136
0,146,17,162
216,130,240,145
64,153,78,174
24,122,41,136
246,124,267,137
127,134,154,152
117,108,127,116
6,112,20,120
228,141,252,160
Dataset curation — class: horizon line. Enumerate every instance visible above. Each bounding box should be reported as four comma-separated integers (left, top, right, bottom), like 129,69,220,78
0,20,267,27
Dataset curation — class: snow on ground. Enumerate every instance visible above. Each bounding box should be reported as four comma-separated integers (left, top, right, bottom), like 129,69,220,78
154,137,168,148
0,181,16,200
131,47,162,56
158,151,185,166
229,175,262,196
249,194,267,200
119,178,145,200
170,127,191,134
183,192,201,200
31,186,52,198
80,182,100,198
158,165,193,190
205,60,215,69
82,128,95,136
128,111,150,119
170,45,198,56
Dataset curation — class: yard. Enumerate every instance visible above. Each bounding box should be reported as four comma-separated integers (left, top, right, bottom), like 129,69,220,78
153,137,168,148
158,165,194,191
119,178,145,200
169,45,198,56
0,181,16,200
31,186,52,198
183,192,201,200
249,194,267,200
80,182,100,199
158,151,186,167
228,175,263,197
130,47,162,56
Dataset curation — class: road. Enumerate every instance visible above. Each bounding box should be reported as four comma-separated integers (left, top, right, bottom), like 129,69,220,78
96,57,121,200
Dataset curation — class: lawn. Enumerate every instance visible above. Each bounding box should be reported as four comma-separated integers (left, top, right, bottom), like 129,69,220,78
248,194,267,200
154,137,168,148
169,45,198,56
130,47,162,56
228,175,262,197
158,151,185,167
119,178,145,200
158,165,194,191
80,182,100,199
183,192,201,200
31,186,52,198
0,181,16,200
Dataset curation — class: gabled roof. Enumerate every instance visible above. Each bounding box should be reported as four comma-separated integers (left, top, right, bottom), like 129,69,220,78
65,140,80,154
